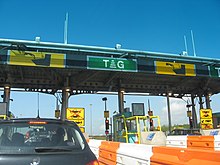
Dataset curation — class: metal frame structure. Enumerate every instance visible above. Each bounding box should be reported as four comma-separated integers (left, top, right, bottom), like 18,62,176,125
113,115,161,144
1,38,220,65
1,38,220,129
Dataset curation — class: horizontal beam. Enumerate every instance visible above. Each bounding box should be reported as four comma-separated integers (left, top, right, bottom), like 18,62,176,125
1,38,220,66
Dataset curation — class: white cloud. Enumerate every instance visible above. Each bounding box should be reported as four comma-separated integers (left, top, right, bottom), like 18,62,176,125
99,124,105,133
90,117,105,135
160,98,188,126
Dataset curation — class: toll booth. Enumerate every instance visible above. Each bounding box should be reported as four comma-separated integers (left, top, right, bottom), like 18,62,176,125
0,105,14,120
113,112,161,144
0,102,7,120
0,115,7,120
213,112,220,129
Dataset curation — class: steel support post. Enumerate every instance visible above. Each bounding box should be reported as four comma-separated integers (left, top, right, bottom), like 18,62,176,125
191,95,198,128
61,87,69,120
166,94,172,133
199,96,204,109
205,95,211,109
3,86,11,117
90,104,93,136
118,89,124,114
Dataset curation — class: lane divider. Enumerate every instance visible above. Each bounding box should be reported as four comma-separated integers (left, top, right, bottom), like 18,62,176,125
98,141,120,165
88,138,220,165
150,146,220,165
116,143,152,165
88,139,103,159
187,135,214,150
214,135,220,151
166,135,187,148
88,140,153,165
167,135,220,151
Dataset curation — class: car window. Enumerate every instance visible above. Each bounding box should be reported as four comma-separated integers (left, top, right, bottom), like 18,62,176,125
0,121,85,154
168,128,201,136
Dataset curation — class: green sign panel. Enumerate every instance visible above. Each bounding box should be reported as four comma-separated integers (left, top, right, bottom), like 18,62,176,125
210,66,220,78
88,56,137,72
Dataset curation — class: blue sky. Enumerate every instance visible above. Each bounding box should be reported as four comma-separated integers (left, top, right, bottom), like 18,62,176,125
0,0,220,134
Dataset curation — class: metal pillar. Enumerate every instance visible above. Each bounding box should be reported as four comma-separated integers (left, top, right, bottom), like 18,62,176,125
3,86,11,117
166,94,172,133
90,104,93,136
118,89,124,114
199,96,204,109
110,117,113,141
205,95,211,109
61,87,69,120
191,95,198,128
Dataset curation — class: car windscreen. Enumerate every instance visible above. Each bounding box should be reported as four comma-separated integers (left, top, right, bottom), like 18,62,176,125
0,121,85,154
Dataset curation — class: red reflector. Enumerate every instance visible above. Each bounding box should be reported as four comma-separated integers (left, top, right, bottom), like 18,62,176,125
28,121,47,124
86,160,99,165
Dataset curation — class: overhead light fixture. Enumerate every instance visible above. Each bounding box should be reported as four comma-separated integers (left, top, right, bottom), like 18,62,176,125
35,37,40,43
65,87,71,92
115,44,121,50
4,85,10,89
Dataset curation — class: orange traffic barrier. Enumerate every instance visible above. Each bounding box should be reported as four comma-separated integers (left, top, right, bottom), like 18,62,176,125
151,146,220,165
98,141,120,165
187,136,214,150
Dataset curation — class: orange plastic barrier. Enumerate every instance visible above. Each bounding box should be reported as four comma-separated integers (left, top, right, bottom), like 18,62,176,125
98,141,120,165
187,136,214,150
151,146,220,165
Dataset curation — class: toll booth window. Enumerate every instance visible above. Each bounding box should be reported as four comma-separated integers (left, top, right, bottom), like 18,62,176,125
132,103,145,116
126,120,136,131
217,118,220,128
117,118,125,130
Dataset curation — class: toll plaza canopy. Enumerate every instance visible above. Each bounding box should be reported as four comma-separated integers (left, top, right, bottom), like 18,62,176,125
1,38,220,97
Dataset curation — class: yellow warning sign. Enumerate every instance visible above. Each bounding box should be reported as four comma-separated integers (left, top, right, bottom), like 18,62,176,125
9,50,65,68
201,118,213,125
67,108,84,120
72,119,85,126
200,108,213,130
67,108,85,127
201,124,213,129
156,61,195,76
200,109,212,118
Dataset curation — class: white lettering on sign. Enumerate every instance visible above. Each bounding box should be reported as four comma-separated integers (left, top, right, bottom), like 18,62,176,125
103,59,109,67
215,67,220,76
110,60,117,68
102,59,125,69
117,61,124,69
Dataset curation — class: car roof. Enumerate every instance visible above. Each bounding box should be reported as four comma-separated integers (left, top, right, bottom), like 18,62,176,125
0,118,78,126
172,128,200,131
